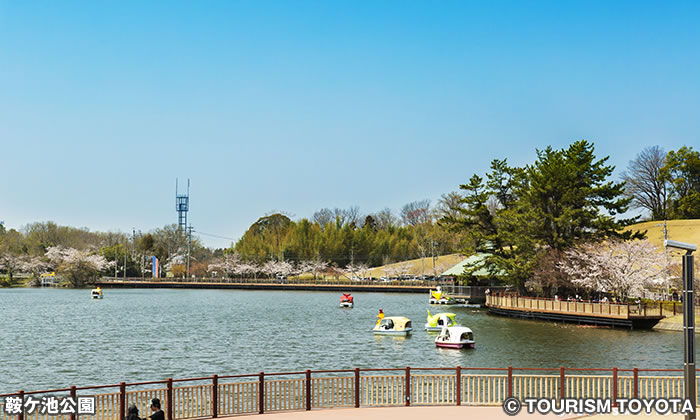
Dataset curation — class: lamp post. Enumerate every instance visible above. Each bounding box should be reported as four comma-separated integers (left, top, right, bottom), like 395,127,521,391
665,240,697,420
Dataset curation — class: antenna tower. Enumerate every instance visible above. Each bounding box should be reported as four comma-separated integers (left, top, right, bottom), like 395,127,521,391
176,179,190,233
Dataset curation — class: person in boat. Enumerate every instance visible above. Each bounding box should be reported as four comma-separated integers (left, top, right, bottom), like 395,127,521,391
145,398,164,420
125,404,141,420
376,309,384,325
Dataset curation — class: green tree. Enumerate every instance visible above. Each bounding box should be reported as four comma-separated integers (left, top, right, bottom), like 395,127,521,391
284,219,322,261
661,146,700,219
524,140,640,250
0,228,27,283
235,214,293,262
444,140,644,291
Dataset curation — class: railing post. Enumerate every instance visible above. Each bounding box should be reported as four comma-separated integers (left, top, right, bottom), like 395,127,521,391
119,382,126,420
18,391,24,420
354,368,360,408
644,303,647,316
660,301,663,316
612,367,618,407
674,302,677,315
456,366,461,406
633,368,639,398
559,367,565,399
167,378,173,420
212,375,218,418
405,367,411,406
305,370,312,411
258,372,265,414
70,386,77,420
508,366,513,398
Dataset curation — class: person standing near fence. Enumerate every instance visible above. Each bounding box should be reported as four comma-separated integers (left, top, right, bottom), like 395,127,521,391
145,398,164,420
125,404,141,420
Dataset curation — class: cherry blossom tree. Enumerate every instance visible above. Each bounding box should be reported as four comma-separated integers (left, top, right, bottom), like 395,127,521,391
45,246,113,287
308,260,328,280
0,253,24,284
344,263,369,280
20,256,52,279
559,240,667,300
383,262,413,280
247,262,261,279
208,253,242,278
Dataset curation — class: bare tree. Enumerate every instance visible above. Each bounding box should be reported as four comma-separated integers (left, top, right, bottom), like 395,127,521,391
313,208,334,230
343,206,362,227
373,208,397,230
401,199,432,226
436,192,464,221
622,146,669,220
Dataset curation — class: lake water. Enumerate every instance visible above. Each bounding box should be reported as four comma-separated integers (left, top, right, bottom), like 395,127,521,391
0,288,686,393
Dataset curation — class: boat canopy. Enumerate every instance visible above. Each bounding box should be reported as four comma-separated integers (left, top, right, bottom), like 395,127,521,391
438,326,472,339
426,310,456,327
381,316,412,331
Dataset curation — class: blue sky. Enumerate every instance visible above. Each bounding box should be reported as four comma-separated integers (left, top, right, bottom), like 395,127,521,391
1,1,699,249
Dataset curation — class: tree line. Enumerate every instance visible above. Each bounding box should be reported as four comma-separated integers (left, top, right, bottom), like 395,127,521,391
1,141,698,292
231,201,462,268
0,221,220,286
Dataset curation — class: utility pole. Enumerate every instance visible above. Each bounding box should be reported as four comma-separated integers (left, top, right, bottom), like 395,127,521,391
187,226,193,278
665,240,697,420
657,220,671,299
123,242,127,282
430,240,437,278
132,228,136,281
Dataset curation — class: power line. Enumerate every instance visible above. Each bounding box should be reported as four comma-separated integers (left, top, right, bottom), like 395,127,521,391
194,230,237,241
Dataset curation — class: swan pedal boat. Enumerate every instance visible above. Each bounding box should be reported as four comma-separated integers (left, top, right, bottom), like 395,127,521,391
339,293,354,308
435,326,474,349
425,310,457,332
429,287,451,304
373,316,413,336
91,288,103,299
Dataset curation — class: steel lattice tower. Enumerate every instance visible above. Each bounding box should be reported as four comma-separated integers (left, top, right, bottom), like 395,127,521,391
176,179,190,232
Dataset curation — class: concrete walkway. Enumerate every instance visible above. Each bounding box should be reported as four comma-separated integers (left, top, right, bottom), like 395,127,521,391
218,406,687,419
220,406,575,420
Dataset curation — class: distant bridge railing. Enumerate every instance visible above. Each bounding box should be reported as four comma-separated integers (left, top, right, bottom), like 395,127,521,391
0,366,696,420
97,276,439,287
95,278,504,298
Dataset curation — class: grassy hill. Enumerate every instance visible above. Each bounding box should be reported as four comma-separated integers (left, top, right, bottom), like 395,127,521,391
361,219,700,279
367,254,466,278
626,219,700,252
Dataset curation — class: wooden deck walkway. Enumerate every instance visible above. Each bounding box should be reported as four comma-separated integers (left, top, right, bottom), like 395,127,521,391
485,295,668,329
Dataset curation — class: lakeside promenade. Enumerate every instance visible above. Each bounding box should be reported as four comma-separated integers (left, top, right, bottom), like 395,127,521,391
221,406,579,419
224,406,680,419
2,366,695,420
